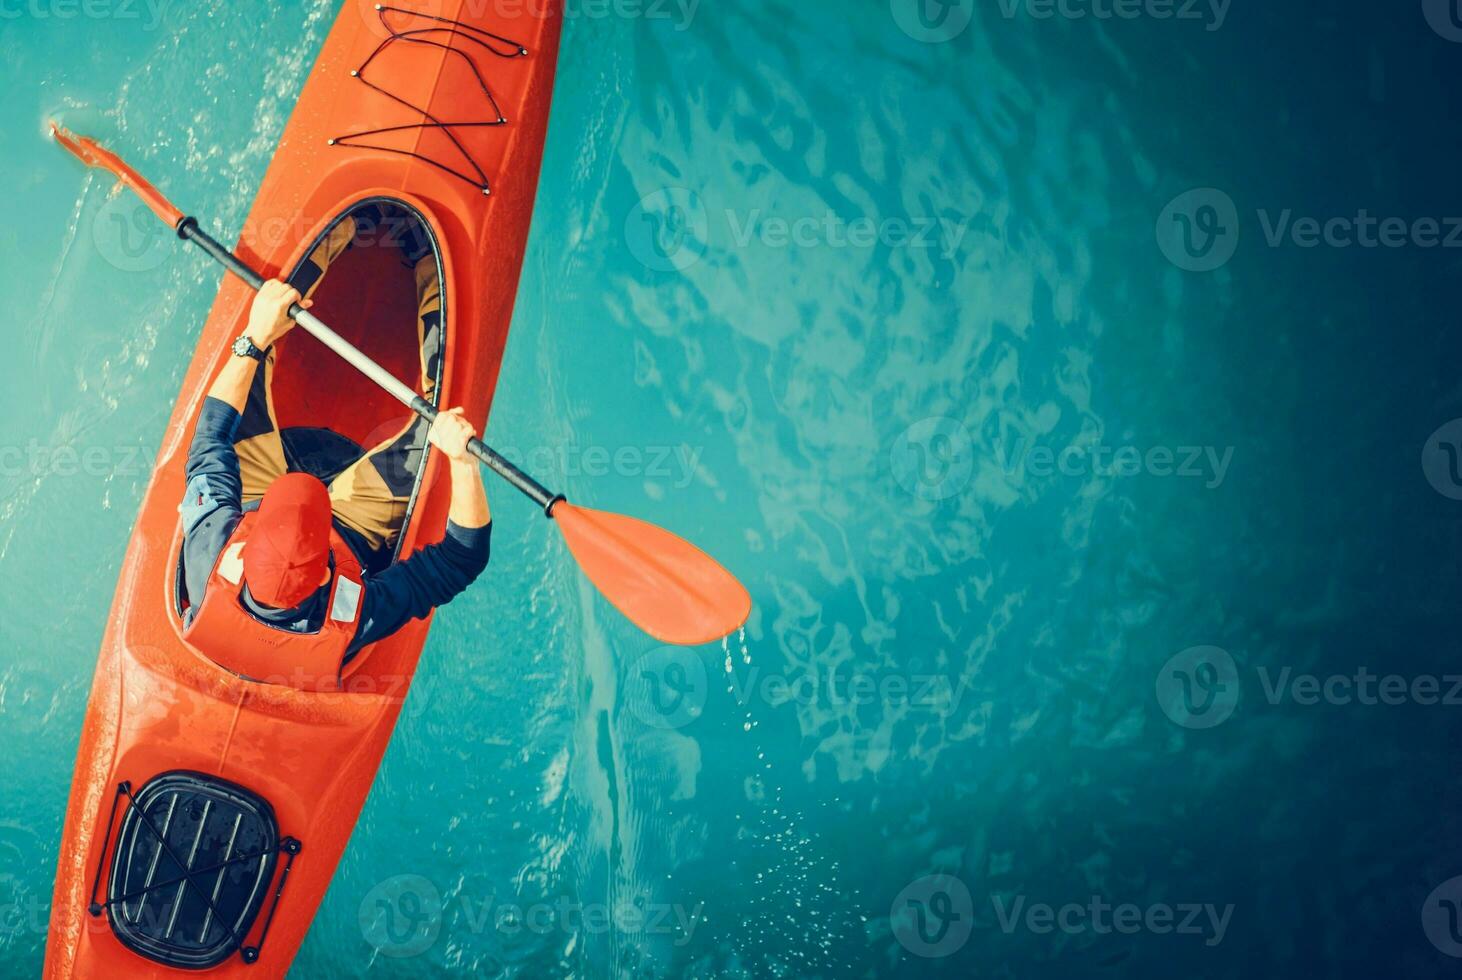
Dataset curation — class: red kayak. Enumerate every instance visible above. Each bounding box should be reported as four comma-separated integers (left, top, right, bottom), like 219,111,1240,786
45,2,562,975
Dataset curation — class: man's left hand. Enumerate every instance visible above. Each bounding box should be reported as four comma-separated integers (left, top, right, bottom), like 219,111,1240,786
429,407,478,464
247,279,310,348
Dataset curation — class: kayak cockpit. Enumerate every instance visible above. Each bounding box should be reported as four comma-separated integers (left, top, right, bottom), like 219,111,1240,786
171,197,446,691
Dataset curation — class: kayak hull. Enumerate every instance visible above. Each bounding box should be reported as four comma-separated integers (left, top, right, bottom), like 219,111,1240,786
45,2,562,976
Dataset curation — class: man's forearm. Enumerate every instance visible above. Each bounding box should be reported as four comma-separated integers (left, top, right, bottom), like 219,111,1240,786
208,280,301,413
447,458,490,529
207,353,262,415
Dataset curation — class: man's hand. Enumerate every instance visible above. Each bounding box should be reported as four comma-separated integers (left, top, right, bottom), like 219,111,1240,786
429,407,478,465
430,408,490,527
247,279,310,348
207,280,308,413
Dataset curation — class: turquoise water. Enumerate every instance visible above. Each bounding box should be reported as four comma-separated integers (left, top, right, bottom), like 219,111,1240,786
4,1,1462,976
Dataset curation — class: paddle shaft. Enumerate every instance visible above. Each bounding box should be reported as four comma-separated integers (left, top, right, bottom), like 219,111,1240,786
177,218,563,515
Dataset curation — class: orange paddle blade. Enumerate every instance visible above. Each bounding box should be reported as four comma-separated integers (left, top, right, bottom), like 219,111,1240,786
50,122,185,229
553,502,751,646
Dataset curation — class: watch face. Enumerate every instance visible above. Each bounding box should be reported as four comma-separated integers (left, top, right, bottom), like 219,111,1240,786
232,337,256,358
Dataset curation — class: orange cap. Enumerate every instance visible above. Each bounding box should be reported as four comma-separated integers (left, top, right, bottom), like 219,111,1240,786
243,473,332,608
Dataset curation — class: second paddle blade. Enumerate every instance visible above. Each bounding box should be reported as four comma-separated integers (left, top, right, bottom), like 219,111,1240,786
553,502,751,646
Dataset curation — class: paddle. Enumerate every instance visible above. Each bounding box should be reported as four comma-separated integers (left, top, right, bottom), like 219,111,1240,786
51,123,751,647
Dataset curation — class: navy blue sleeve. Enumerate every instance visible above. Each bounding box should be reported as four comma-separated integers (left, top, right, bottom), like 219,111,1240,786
181,398,246,611
347,521,492,655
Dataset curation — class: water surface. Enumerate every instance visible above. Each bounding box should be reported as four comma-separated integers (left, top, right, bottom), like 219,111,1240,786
2,1,1461,977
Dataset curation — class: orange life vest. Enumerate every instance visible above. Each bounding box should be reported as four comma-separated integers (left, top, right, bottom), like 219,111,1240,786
183,511,365,691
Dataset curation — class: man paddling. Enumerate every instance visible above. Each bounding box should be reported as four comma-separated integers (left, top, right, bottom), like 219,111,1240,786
179,276,491,679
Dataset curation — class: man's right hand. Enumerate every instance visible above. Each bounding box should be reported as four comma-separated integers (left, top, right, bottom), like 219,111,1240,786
247,279,310,348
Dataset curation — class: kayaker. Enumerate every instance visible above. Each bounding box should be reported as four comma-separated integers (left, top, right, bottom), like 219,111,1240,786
178,272,490,679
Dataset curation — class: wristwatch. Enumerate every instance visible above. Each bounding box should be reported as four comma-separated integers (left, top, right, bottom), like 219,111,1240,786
231,335,268,362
